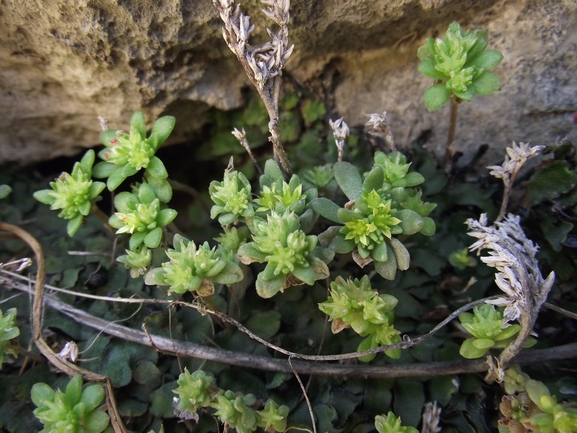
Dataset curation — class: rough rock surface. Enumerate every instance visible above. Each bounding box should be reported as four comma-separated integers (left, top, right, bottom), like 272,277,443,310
0,0,575,165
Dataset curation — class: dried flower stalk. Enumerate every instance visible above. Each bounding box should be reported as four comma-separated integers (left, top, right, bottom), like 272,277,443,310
329,117,350,162
466,212,554,381
213,0,294,176
488,141,542,222
366,111,396,151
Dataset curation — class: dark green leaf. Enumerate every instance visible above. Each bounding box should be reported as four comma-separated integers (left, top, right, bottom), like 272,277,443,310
245,311,281,339
310,198,341,223
334,162,363,200
528,160,577,205
393,379,424,427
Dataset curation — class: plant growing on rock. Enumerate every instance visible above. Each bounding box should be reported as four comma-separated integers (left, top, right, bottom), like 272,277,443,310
13,2,577,433
418,21,503,165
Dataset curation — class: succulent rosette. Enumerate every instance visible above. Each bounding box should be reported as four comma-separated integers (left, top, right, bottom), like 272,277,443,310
34,150,106,236
93,110,175,194
209,169,255,226
417,21,503,111
31,375,110,433
109,182,177,250
319,276,402,361
458,304,535,359
312,152,436,280
238,210,332,298
145,234,243,296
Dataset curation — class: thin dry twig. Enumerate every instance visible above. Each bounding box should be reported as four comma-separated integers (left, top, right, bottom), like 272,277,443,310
3,269,576,377
289,357,316,433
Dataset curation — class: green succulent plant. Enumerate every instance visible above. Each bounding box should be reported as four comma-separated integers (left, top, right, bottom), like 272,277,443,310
173,369,214,414
237,210,332,298
173,369,288,433
109,182,177,250
145,234,243,296
31,375,109,433
209,169,255,226
458,304,535,359
375,412,419,433
417,21,503,111
34,150,106,236
499,368,577,433
93,111,175,191
319,276,401,362
116,244,152,278
0,308,19,367
312,151,436,280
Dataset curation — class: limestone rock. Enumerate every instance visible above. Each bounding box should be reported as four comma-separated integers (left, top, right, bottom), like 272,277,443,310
0,0,575,165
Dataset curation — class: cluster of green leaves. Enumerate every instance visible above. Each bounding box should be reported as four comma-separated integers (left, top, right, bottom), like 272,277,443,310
311,151,436,280
417,21,503,111
0,308,19,367
209,160,334,298
33,150,105,236
31,375,109,433
145,234,243,296
319,276,402,361
34,111,179,278
173,369,289,433
375,412,419,433
458,304,535,359
499,366,577,433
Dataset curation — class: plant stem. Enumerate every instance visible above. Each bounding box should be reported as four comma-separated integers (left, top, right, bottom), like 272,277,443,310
443,96,460,169
91,204,113,233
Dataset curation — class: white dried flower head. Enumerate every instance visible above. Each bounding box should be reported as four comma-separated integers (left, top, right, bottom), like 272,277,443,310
365,112,389,135
421,402,442,433
487,141,543,184
329,117,350,142
57,341,79,363
231,127,246,142
365,111,396,150
466,213,555,323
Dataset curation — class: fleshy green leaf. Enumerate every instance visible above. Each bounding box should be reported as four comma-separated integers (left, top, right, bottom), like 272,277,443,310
473,71,501,95
83,409,110,433
67,215,84,237
92,161,117,179
149,116,176,149
424,84,451,111
468,49,503,71
157,208,178,227
144,268,167,286
146,156,169,179
131,111,147,140
310,198,341,223
65,375,83,406
334,161,363,200
143,227,163,248
80,384,105,412
418,59,446,80
255,273,285,299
